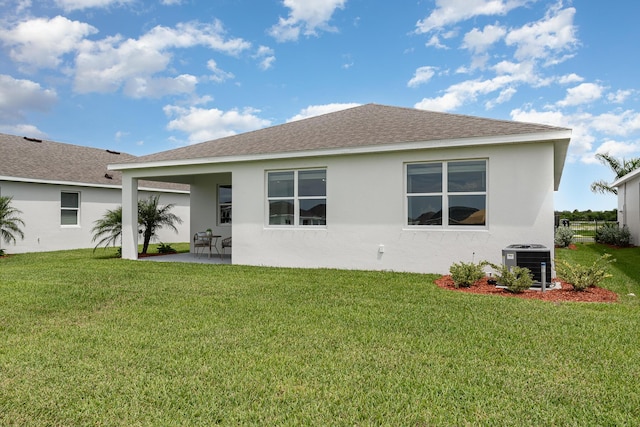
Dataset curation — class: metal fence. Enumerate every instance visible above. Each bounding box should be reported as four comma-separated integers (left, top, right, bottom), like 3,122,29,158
556,220,618,243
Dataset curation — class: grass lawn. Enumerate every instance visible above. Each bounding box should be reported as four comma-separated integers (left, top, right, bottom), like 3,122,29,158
1,244,639,425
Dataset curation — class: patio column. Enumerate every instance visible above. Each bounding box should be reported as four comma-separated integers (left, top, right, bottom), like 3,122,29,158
121,174,138,260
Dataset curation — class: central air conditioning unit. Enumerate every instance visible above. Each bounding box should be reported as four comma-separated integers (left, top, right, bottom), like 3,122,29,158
502,244,552,285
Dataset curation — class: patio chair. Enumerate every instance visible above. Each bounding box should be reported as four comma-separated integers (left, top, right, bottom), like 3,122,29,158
221,237,232,257
193,232,211,258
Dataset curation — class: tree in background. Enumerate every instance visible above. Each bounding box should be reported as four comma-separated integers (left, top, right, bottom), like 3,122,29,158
590,153,640,195
138,195,182,255
0,196,25,254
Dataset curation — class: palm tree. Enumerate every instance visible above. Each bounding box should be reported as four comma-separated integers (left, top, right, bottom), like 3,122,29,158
91,206,123,252
590,153,640,195
0,196,25,252
92,195,183,255
138,195,183,254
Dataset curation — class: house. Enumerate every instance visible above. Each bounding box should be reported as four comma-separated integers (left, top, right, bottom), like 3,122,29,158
612,167,640,245
0,133,190,253
110,104,571,274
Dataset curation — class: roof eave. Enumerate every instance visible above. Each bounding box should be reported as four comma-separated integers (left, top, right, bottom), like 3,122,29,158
612,167,640,187
0,175,189,193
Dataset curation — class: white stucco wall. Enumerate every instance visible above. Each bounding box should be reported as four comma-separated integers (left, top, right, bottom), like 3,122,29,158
176,141,556,274
617,177,640,246
0,181,190,254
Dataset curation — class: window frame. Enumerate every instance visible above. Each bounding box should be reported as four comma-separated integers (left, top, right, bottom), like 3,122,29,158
405,159,487,229
266,168,327,228
61,191,80,227
218,184,232,226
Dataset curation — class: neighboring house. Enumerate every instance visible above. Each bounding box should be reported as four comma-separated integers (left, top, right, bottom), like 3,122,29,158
0,133,190,254
612,168,640,245
110,104,571,274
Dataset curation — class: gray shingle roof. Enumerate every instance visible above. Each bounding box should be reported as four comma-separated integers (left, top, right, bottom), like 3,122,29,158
125,103,570,164
0,133,187,191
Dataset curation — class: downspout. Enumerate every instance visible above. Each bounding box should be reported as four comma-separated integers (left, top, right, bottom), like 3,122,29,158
621,182,627,227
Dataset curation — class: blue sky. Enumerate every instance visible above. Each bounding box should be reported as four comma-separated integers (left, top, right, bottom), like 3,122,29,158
1,0,639,211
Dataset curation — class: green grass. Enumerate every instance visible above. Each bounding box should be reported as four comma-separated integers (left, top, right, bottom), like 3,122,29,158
1,245,640,425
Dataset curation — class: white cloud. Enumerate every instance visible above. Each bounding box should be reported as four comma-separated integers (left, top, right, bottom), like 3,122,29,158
462,24,506,54
408,66,437,88
73,21,250,96
426,35,448,49
0,74,57,121
55,0,133,11
124,74,198,98
416,0,528,34
0,123,47,139
557,82,604,107
485,86,517,109
510,108,640,164
415,64,538,112
0,15,97,69
558,73,583,84
254,46,276,70
269,0,347,42
164,104,271,143
287,103,361,122
207,60,235,83
505,5,577,63
595,140,640,158
607,89,634,104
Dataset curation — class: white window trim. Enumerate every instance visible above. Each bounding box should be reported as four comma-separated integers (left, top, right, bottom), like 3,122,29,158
218,184,232,226
61,190,81,227
266,168,327,228
405,159,488,229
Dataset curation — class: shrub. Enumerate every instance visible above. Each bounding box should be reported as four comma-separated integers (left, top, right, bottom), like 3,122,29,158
555,253,615,291
0,248,5,256
554,226,574,248
482,262,533,293
449,261,485,288
595,223,631,247
157,243,177,254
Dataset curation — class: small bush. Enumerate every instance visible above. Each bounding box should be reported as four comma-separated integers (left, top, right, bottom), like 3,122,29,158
555,253,615,291
0,248,5,256
554,226,574,247
449,261,485,288
157,243,177,254
595,224,631,247
482,262,533,293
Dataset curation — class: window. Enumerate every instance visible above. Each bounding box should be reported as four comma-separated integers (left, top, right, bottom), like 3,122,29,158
218,185,232,225
267,169,326,226
407,160,486,227
61,191,80,226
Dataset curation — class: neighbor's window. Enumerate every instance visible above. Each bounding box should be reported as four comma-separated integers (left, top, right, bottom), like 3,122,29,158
407,160,486,227
61,191,80,226
218,185,232,225
267,169,326,226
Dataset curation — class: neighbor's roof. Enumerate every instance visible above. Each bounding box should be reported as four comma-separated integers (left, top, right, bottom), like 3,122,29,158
0,133,187,191
116,103,571,166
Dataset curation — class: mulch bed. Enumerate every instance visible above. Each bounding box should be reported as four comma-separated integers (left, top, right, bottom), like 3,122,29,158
434,275,618,303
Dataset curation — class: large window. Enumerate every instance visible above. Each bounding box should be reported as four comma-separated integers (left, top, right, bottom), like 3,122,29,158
61,191,80,226
407,160,486,227
267,169,326,226
218,185,232,225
